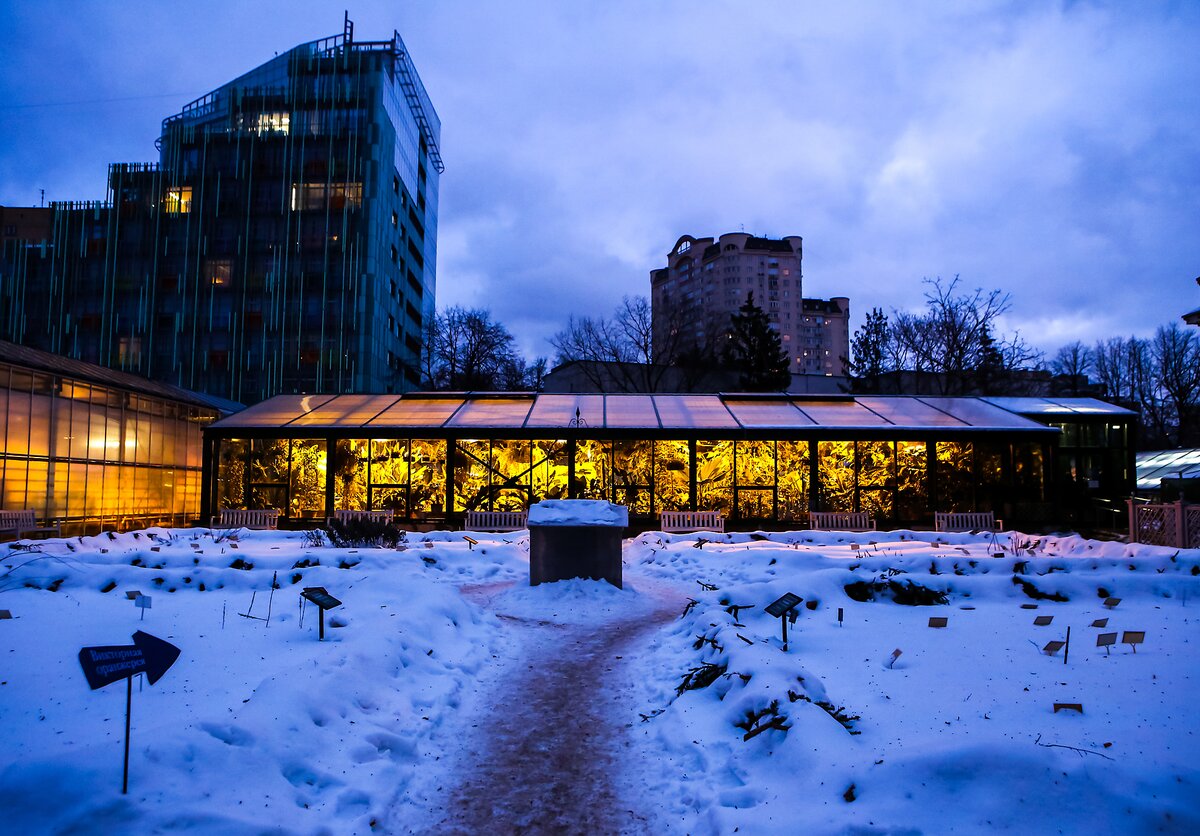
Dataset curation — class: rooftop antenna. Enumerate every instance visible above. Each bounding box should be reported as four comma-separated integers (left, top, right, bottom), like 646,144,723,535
40,189,45,207
344,10,354,43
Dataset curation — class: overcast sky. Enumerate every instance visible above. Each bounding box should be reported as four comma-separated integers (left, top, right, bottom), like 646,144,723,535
2,1,1197,363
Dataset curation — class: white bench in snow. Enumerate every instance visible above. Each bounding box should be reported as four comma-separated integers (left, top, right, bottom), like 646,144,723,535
935,511,1002,532
0,509,61,540
809,511,876,532
212,509,280,530
659,511,725,533
328,509,395,526
464,511,528,531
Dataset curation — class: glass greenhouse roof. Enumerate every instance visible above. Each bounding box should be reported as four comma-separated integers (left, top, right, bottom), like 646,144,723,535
209,393,1095,435
1135,448,1200,490
983,396,1137,417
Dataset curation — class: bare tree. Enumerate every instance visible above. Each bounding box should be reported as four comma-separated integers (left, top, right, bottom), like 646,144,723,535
550,295,717,392
1152,322,1200,445
1050,341,1094,395
887,276,1040,395
421,306,536,391
1092,337,1131,401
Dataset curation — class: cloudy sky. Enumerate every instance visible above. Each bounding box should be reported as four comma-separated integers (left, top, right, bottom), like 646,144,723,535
2,1,1197,363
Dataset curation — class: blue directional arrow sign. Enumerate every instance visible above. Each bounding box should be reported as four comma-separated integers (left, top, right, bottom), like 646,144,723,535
78,630,181,690
78,630,181,794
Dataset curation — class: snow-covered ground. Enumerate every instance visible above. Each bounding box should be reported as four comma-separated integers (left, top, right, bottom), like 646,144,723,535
1,526,1198,834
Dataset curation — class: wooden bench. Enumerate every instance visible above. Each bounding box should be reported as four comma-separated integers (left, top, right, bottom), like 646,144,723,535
0,510,62,540
211,509,280,530
809,511,876,531
659,511,725,533
328,509,395,527
464,510,528,532
935,511,1002,532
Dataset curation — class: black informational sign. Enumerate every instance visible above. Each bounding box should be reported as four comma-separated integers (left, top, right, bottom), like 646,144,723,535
301,587,342,610
766,592,803,651
765,593,803,618
301,587,343,641
78,630,181,690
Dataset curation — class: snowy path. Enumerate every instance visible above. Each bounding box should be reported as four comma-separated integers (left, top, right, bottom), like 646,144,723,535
427,574,688,834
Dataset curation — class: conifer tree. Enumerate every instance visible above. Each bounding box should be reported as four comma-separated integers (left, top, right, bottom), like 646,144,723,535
724,292,791,391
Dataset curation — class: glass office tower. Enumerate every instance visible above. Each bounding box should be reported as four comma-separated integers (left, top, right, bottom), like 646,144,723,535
0,20,440,405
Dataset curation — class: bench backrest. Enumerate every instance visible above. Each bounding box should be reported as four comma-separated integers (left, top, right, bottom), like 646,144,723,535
659,511,725,532
465,511,528,531
935,511,998,532
334,510,394,524
217,509,280,529
809,511,875,531
0,510,37,528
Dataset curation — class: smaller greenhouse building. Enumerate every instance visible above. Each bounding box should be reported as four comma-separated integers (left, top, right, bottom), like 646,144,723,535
202,392,1136,530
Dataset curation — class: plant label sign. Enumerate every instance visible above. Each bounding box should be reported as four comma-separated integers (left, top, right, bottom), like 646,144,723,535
765,592,803,651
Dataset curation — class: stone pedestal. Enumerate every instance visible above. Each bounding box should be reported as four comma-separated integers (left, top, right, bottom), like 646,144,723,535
527,500,627,589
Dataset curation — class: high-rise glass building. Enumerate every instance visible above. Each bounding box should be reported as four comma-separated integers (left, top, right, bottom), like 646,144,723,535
0,19,441,404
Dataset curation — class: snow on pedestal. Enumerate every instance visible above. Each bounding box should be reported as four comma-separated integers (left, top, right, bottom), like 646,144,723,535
528,500,627,588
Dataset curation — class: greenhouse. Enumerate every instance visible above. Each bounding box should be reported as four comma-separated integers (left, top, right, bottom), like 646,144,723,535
202,392,1136,529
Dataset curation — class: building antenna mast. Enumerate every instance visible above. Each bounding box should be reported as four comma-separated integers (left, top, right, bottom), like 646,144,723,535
344,11,354,44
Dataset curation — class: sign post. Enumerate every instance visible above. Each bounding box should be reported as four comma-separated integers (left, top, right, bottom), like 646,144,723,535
765,592,803,651
77,630,181,793
301,587,343,641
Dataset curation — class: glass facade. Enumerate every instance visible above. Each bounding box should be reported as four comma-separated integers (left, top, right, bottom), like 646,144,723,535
0,360,223,534
205,393,1132,528
0,26,440,405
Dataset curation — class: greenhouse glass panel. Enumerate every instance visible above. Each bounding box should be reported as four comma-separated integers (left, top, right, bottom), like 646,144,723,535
492,439,532,510
612,439,653,514
454,440,492,512
896,441,929,520
655,440,690,512
289,395,399,427
573,439,610,501
603,396,659,428
723,399,813,428
858,441,895,520
654,396,738,429
798,400,890,428
859,397,967,428
736,440,775,487
777,441,809,520
531,440,569,503
1014,443,1045,501
447,399,534,429
217,394,334,428
696,440,732,515
409,440,446,513
217,439,248,509
334,439,369,510
526,395,604,428
817,441,856,512
289,440,327,518
935,442,973,513
249,438,289,486
368,397,463,428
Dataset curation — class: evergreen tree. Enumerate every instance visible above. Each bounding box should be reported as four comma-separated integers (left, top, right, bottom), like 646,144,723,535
724,292,791,391
848,307,890,393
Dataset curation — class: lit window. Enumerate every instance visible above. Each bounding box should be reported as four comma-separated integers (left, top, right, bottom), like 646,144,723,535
253,112,290,135
165,187,192,214
290,182,363,211
208,259,232,286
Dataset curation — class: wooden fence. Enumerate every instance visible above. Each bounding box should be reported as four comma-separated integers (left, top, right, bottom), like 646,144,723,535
1127,500,1200,549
